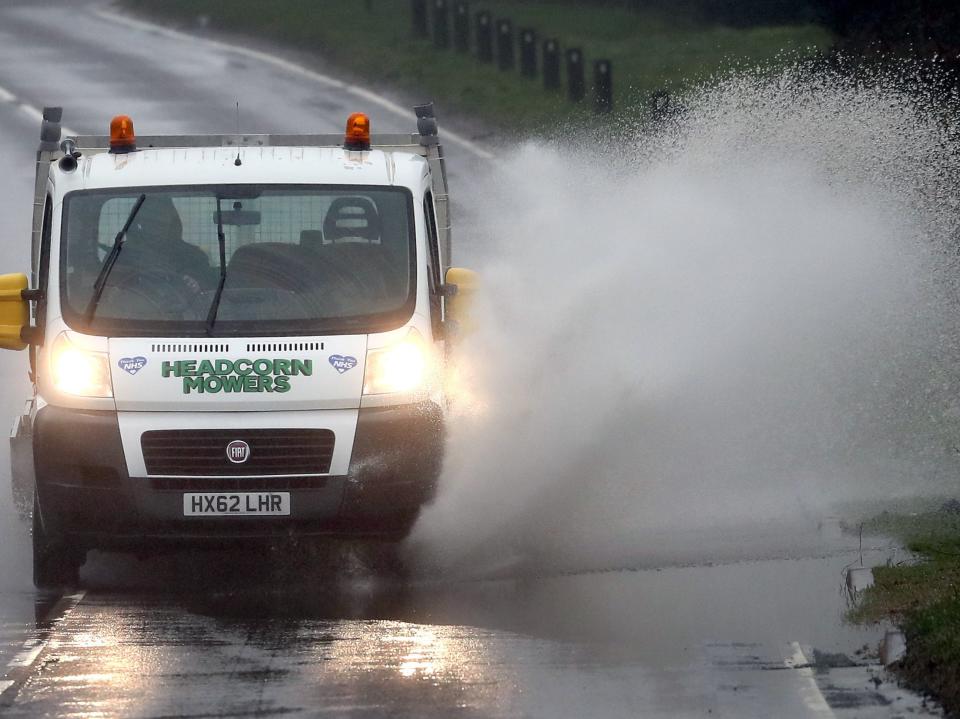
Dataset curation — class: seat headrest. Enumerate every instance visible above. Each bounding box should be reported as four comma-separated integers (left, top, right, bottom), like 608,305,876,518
323,196,381,244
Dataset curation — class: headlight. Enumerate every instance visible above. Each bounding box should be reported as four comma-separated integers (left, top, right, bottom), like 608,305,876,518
50,333,113,398
363,329,433,395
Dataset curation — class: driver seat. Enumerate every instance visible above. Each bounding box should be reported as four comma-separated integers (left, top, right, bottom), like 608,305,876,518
120,196,214,287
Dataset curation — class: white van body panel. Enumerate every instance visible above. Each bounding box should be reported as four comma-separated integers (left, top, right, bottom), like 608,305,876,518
108,335,368,412
58,147,426,193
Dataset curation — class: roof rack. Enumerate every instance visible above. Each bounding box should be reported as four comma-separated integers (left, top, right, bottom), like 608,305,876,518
62,132,427,153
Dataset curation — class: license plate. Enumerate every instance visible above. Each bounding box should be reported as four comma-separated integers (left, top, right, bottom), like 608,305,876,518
183,492,291,517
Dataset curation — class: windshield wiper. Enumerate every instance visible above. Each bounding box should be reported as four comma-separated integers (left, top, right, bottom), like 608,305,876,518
85,193,146,323
205,196,228,336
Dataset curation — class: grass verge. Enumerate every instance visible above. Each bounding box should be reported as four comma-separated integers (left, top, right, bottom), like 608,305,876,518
852,507,960,715
118,0,832,130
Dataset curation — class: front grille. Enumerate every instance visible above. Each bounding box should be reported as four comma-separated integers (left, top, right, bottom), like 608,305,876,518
141,429,335,476
149,476,329,492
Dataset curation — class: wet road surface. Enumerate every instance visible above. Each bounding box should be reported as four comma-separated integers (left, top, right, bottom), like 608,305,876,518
0,534,939,718
0,2,941,716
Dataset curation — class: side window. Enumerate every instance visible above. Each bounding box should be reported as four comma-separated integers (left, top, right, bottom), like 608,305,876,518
423,192,442,288
423,192,443,335
38,195,53,316
31,196,53,376
38,195,52,290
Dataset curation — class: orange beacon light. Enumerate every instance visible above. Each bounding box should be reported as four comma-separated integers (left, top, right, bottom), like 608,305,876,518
109,115,137,153
343,112,371,151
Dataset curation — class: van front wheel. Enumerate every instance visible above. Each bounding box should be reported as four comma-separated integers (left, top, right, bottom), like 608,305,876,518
32,497,84,589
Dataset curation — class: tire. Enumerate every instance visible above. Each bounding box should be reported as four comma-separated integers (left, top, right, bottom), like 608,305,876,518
32,496,84,589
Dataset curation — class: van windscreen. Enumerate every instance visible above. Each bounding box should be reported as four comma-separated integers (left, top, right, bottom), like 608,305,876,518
60,184,416,337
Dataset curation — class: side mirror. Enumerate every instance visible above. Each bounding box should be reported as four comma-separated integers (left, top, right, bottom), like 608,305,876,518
443,267,478,336
0,273,30,351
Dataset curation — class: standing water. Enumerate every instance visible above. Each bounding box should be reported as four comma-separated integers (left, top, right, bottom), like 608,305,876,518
411,61,960,572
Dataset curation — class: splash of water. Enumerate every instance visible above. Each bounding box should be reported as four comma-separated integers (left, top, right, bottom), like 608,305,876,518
411,60,960,572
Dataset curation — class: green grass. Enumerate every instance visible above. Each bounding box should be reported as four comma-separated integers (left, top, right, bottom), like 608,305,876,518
902,596,960,715
120,0,833,130
862,510,960,558
851,509,960,715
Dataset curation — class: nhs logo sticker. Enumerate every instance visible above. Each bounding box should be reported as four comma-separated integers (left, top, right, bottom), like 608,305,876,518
328,355,358,374
118,356,147,375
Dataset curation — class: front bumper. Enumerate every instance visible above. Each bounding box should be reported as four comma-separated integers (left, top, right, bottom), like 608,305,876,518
33,403,443,549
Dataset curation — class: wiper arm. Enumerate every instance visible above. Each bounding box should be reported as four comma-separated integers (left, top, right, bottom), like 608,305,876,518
85,193,146,323
205,196,228,336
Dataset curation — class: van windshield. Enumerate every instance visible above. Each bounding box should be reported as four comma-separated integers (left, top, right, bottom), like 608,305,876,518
60,184,416,337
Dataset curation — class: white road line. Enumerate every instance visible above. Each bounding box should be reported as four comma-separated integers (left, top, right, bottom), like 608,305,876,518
0,80,79,137
785,641,836,718
0,591,86,708
6,640,44,669
93,6,495,161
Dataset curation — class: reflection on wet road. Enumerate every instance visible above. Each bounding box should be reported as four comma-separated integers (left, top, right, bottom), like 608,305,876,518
0,528,938,718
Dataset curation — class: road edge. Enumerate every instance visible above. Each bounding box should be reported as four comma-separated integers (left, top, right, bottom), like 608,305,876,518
0,591,86,708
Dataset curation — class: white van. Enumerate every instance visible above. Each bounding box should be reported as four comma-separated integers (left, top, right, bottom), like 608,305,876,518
2,105,474,587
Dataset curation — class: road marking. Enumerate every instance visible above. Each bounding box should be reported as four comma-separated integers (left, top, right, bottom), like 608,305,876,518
784,641,836,718
0,591,86,708
5,640,44,669
0,80,79,137
93,7,495,161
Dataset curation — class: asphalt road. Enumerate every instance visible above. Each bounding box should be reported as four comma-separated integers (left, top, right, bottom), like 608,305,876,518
0,2,941,717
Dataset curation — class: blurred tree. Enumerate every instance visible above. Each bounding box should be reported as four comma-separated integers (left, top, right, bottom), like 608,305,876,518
587,0,826,25
825,0,960,56
557,0,959,71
